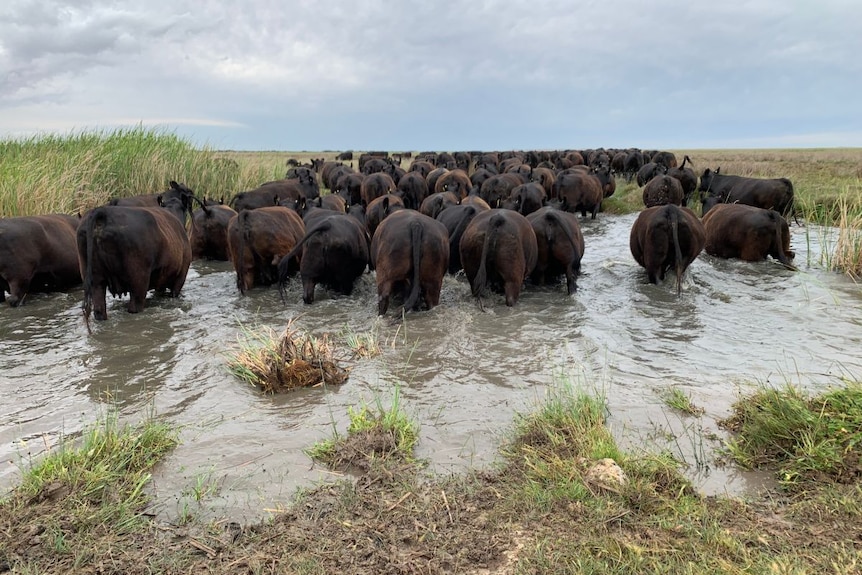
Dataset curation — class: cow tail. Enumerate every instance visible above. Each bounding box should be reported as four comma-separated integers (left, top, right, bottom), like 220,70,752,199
473,214,502,298
449,206,476,267
782,178,801,225
402,220,425,312
237,210,250,294
669,207,684,295
278,219,331,299
771,211,797,270
550,210,583,281
81,209,105,333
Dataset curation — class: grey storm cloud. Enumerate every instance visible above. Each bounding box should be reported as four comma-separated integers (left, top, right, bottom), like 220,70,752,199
1,0,861,149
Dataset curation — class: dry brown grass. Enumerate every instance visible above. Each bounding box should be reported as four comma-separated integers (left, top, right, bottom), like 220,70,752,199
226,319,349,393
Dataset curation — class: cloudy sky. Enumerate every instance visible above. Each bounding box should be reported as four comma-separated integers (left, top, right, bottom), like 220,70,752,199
1,0,860,151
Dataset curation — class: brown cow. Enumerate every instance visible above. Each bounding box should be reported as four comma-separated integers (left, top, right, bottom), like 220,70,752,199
701,203,795,268
503,182,546,216
0,214,81,306
553,171,603,219
419,191,459,219
370,210,449,315
642,175,684,208
360,172,396,206
479,173,524,209
227,206,305,293
365,194,405,239
526,207,585,294
434,169,472,199
77,205,191,321
530,166,556,199
460,209,538,306
629,204,706,294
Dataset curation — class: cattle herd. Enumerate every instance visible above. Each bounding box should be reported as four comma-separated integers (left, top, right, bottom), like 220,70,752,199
0,148,799,321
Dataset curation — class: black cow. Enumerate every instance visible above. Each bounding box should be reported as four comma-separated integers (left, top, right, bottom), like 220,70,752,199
701,203,795,268
229,180,304,212
334,173,365,206
667,155,698,204
108,180,195,210
636,162,667,187
77,205,191,321
395,171,429,210
459,209,538,306
629,204,705,294
189,204,237,261
109,181,197,223
278,214,370,304
370,210,450,315
526,207,585,295
0,214,81,306
435,203,490,274
699,168,794,218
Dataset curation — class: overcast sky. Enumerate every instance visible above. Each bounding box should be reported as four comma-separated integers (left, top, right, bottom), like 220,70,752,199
1,1,860,151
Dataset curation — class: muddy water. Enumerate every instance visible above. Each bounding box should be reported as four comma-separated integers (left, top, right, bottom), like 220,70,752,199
2,213,861,522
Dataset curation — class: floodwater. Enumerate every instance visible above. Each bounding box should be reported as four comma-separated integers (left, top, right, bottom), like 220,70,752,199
1,213,860,522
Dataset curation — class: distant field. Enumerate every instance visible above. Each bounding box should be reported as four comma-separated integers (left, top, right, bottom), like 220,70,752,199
217,147,862,221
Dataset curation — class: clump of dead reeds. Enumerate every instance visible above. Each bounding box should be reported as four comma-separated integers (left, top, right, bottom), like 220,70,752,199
227,319,349,393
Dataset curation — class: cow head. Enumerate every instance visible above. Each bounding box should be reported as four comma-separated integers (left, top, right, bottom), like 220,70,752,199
698,168,716,193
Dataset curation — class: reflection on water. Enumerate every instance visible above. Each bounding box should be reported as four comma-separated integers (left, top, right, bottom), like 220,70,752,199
1,215,860,519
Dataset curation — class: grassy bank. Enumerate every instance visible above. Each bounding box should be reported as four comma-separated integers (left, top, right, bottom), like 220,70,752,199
3,382,860,574
0,410,177,572
0,128,285,217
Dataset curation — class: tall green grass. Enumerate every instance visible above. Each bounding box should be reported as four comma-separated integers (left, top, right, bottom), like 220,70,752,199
0,127,285,217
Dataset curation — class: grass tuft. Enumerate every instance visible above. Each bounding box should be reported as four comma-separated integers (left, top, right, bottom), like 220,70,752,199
0,408,177,562
306,385,419,471
226,319,349,393
720,382,862,489
341,323,382,358
661,386,706,416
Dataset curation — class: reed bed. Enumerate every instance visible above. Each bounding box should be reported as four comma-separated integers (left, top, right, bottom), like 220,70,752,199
0,127,285,217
